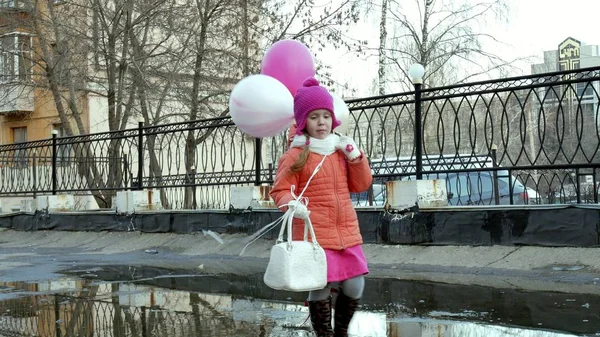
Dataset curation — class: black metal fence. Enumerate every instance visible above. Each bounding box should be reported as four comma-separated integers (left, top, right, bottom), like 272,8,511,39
1,67,600,209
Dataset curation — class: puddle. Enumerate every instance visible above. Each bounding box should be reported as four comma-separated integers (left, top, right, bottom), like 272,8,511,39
0,265,597,336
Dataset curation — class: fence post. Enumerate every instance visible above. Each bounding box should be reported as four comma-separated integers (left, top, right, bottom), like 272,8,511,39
594,168,598,203
137,121,144,190
191,166,197,209
255,138,261,186
32,151,37,199
508,170,514,205
268,163,273,182
491,145,500,205
575,169,581,204
409,63,425,180
123,152,129,190
51,130,58,195
414,83,423,180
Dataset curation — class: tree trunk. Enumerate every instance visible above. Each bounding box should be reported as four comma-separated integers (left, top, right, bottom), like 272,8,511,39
185,2,210,209
420,0,432,67
378,0,388,95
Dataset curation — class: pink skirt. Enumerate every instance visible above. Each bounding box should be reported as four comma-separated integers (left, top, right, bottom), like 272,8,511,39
325,245,369,282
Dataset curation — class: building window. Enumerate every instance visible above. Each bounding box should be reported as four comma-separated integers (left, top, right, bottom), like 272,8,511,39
576,82,595,98
12,126,27,167
13,126,26,142
0,33,33,83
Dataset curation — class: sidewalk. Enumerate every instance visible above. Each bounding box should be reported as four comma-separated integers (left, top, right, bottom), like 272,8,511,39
1,228,599,295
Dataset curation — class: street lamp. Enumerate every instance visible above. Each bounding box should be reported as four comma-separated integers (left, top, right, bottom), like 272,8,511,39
409,63,425,179
409,63,425,84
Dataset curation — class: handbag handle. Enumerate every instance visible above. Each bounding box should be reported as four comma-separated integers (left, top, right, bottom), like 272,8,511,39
275,196,320,246
275,209,319,246
301,215,319,245
276,211,291,243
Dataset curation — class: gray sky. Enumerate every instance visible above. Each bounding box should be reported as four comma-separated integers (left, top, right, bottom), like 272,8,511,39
319,0,600,97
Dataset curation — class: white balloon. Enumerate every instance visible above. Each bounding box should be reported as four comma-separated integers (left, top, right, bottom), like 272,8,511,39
229,74,294,138
332,93,350,135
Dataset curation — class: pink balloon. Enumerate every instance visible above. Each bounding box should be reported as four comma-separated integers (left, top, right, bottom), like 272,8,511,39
261,40,316,96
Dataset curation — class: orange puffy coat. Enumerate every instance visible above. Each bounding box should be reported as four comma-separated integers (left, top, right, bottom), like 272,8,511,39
270,147,373,250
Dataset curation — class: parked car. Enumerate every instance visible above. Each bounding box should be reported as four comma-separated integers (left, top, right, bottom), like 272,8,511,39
442,170,529,205
351,170,529,207
350,184,386,207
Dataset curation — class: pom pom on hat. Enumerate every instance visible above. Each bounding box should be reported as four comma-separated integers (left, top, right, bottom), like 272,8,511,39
302,77,320,87
293,77,341,135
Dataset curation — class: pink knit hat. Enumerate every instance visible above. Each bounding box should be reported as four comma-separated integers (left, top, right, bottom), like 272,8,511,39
293,77,341,135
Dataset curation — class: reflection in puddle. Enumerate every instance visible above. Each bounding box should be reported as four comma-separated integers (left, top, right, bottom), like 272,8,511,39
388,318,578,337
0,266,595,336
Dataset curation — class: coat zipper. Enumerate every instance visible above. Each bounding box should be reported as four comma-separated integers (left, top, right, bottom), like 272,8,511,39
331,155,345,249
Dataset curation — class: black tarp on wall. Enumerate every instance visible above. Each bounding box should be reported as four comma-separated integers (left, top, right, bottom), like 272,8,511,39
0,205,598,247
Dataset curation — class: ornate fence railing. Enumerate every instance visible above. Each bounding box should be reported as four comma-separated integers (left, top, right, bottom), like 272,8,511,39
1,67,599,209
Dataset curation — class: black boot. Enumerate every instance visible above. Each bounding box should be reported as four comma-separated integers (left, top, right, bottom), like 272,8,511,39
308,298,334,337
333,292,360,337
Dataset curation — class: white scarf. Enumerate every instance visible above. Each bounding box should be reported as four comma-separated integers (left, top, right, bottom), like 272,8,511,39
290,134,340,155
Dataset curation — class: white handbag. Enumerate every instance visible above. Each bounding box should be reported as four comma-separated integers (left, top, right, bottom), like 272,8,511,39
263,209,327,292
240,154,330,292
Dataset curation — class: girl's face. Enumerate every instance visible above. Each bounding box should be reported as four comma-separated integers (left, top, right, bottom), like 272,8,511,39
305,109,333,140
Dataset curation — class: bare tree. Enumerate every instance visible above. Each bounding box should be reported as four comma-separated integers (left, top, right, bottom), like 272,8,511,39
373,0,519,90
0,0,363,208
3,0,187,207
23,0,122,206
256,0,361,86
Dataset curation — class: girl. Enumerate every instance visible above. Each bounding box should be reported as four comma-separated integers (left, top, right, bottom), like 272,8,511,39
270,77,373,337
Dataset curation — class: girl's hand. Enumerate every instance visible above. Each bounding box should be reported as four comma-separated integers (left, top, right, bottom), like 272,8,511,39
288,200,310,220
336,135,361,161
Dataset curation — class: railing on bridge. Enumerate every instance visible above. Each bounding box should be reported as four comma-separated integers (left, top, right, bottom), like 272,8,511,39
0,67,599,209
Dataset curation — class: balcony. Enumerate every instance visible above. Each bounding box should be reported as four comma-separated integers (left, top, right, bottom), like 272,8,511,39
0,82,34,114
0,0,32,12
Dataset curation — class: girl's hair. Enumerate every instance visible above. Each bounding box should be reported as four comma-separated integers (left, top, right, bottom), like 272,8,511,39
290,146,310,173
290,131,310,173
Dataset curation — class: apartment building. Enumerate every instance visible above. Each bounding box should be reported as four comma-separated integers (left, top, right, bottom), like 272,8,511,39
0,0,96,146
